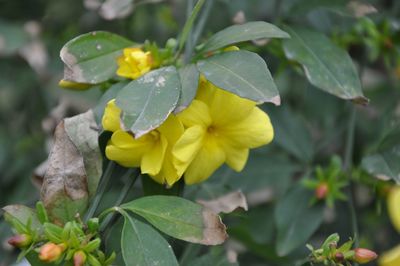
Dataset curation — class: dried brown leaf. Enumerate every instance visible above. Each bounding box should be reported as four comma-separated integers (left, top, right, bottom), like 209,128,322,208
197,191,248,214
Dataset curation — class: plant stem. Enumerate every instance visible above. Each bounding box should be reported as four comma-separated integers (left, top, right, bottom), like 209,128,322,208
84,161,116,222
99,169,140,231
343,106,359,266
187,0,214,62
175,0,206,61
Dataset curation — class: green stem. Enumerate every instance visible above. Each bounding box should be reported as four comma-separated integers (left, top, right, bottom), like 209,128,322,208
175,0,206,61
343,106,359,265
99,169,140,231
84,161,116,222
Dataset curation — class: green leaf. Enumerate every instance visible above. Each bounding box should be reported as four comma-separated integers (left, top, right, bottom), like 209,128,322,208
362,125,400,183
121,195,227,245
175,64,200,113
2,205,42,232
26,251,57,266
282,26,368,104
197,51,280,105
60,31,133,84
200,21,289,53
190,246,238,266
121,213,178,266
116,66,180,137
275,186,324,256
266,106,314,163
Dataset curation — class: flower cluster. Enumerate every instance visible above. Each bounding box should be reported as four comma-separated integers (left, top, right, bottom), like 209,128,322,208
116,47,152,79
102,77,274,186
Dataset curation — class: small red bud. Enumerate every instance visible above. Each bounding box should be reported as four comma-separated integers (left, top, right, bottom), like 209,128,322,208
39,243,66,262
7,234,32,248
353,248,378,264
73,250,87,266
315,183,329,199
334,252,344,262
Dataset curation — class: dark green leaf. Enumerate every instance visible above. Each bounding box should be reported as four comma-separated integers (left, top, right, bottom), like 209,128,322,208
362,125,400,183
60,31,133,84
267,106,314,163
282,26,368,104
121,195,227,245
190,246,238,266
121,213,178,266
275,186,324,256
197,51,280,105
116,66,180,137
201,21,290,53
175,64,200,113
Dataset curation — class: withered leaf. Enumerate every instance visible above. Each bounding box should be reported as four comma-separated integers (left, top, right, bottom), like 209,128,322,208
41,110,101,224
197,191,248,214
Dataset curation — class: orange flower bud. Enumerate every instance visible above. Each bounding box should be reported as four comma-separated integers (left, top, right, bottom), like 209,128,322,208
73,250,87,266
315,183,329,199
39,243,65,262
7,234,32,248
353,248,378,264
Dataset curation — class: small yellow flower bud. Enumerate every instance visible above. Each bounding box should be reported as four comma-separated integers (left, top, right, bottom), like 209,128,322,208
39,243,66,262
116,47,152,79
58,79,92,90
353,248,378,264
7,234,32,248
73,250,87,266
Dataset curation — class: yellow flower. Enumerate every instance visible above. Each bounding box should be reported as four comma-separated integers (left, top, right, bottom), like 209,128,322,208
379,245,400,266
173,78,274,184
378,187,400,266
116,48,152,79
388,186,400,232
102,100,184,186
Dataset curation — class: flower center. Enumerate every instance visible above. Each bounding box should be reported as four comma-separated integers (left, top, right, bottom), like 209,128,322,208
207,125,218,136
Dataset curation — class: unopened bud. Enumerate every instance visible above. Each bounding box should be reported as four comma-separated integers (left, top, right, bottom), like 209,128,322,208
353,248,378,264
334,252,344,262
316,183,329,199
73,250,87,266
7,234,32,248
39,243,66,262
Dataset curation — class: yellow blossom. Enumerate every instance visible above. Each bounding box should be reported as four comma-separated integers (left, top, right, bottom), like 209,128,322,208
378,186,400,266
116,48,152,79
388,186,400,232
102,99,184,186
173,78,274,184
379,245,400,266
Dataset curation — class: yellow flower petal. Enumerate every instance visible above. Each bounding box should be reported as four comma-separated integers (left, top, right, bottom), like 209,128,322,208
379,244,400,266
221,145,249,172
117,48,152,80
141,133,168,176
105,130,152,167
209,86,256,126
219,107,274,148
183,135,226,185
102,99,122,132
153,115,185,185
173,125,205,177
388,186,400,232
196,76,217,104
177,100,212,128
